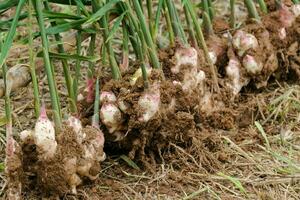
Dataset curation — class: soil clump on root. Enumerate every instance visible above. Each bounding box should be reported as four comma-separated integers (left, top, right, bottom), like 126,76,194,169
7,123,105,199
96,44,239,171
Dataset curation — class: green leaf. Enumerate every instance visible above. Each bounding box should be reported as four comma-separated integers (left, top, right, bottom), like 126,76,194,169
0,0,18,11
46,18,87,35
35,0,62,128
0,8,9,15
0,0,27,70
217,172,247,195
257,0,268,14
255,121,270,150
244,0,261,21
0,117,7,126
120,155,140,170
270,151,300,172
47,0,91,6
74,0,91,16
154,0,164,35
0,162,4,172
182,187,208,200
106,11,127,43
43,10,82,20
92,78,100,128
37,51,100,62
0,12,28,31
84,0,120,25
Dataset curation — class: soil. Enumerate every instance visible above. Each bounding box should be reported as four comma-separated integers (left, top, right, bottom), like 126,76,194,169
263,10,299,50
264,14,300,80
233,20,278,88
265,0,294,12
97,18,298,166
213,17,230,33
5,137,23,200
206,34,229,69
9,124,105,198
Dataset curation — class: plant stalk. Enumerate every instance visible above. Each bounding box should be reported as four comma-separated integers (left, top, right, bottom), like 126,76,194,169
165,0,187,45
184,5,197,48
132,0,160,69
257,0,268,14
88,34,96,78
153,0,164,43
118,2,141,57
123,17,141,58
0,0,26,70
170,0,187,44
146,0,154,39
244,0,261,21
92,77,100,128
44,0,77,113
34,0,62,128
230,0,236,28
92,0,121,79
207,0,215,20
162,0,175,46
121,24,129,71
202,0,209,14
74,4,82,103
0,0,26,132
28,0,40,117
0,38,12,130
203,11,214,36
135,34,149,89
292,0,299,4
184,0,219,92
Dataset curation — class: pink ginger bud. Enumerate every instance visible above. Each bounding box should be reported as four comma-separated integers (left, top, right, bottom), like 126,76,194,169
226,59,241,78
6,136,16,158
292,4,300,17
138,83,160,122
233,30,258,56
67,116,85,143
67,116,83,135
182,70,205,92
92,130,106,162
117,100,128,112
279,4,295,28
20,130,33,144
120,52,129,72
208,51,217,65
85,78,95,103
243,55,263,74
172,47,198,74
100,91,117,103
100,103,123,133
33,104,57,158
5,123,15,157
226,59,244,94
278,28,287,40
172,80,182,87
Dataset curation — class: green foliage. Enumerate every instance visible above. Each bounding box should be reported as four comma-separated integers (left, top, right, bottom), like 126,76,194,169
244,0,261,21
0,162,4,172
120,155,140,170
257,0,268,14
84,0,120,25
34,0,62,128
37,51,100,62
